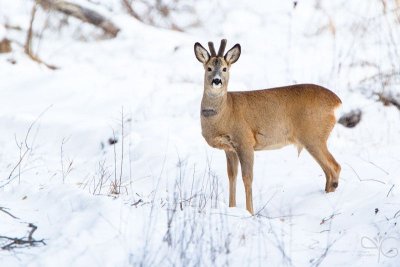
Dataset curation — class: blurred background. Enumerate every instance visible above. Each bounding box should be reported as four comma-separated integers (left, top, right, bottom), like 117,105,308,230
0,0,400,266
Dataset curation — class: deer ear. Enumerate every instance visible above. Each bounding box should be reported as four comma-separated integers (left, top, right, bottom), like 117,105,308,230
194,42,210,64
224,44,241,64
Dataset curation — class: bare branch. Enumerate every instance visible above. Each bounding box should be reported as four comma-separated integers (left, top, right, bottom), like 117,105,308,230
25,2,58,70
0,207,20,219
38,0,120,37
0,223,45,250
121,0,143,22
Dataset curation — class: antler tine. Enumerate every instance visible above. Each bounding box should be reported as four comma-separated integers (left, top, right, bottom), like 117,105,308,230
217,39,227,57
208,42,217,57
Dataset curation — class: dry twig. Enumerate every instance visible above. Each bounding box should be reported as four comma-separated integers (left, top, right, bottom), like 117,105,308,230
0,223,45,250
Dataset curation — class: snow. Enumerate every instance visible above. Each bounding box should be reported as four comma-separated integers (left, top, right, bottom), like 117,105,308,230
1,0,400,266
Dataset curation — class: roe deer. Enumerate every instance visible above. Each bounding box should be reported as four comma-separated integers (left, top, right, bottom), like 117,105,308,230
194,39,342,214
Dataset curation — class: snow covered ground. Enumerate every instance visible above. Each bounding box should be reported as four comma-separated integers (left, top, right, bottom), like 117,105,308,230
1,0,400,266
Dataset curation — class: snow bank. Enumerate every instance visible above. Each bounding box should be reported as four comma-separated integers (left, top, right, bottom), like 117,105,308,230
0,0,399,266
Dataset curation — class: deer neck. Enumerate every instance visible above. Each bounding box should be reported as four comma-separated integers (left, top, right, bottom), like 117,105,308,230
201,88,228,118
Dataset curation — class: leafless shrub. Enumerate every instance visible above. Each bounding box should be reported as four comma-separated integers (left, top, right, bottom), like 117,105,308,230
191,156,223,212
109,128,120,194
81,108,134,197
109,108,128,195
0,106,51,188
141,184,229,265
310,213,342,267
375,91,400,110
81,158,112,195
358,71,400,95
121,0,199,32
349,2,400,97
24,1,58,70
60,137,73,183
307,2,336,37
6,0,121,69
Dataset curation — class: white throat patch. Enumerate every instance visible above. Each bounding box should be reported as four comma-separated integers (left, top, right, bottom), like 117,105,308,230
212,83,222,89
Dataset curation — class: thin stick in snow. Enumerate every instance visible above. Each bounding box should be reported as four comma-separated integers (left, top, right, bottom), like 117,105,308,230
0,106,52,188
0,207,20,219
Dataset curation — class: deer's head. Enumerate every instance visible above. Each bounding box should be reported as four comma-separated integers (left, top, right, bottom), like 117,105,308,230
194,39,241,97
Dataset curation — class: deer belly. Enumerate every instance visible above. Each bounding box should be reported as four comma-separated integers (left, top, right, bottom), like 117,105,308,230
254,132,291,151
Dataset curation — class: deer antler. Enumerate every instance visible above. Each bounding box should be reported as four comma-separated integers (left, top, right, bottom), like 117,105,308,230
217,39,227,57
208,42,217,57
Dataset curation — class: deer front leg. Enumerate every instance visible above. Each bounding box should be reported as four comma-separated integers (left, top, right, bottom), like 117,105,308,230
237,147,254,215
225,150,239,207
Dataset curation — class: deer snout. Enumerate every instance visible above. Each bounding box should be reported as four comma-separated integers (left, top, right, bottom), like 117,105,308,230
212,78,222,86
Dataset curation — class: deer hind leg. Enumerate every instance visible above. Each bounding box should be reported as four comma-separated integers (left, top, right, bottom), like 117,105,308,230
305,143,341,193
225,150,239,207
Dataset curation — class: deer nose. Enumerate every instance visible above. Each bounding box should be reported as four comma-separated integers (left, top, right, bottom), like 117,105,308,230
212,78,222,85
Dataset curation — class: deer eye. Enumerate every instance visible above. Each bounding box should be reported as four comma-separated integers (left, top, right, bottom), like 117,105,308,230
223,68,227,72
207,67,212,71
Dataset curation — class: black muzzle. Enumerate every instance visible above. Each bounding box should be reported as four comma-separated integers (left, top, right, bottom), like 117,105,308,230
212,78,222,86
